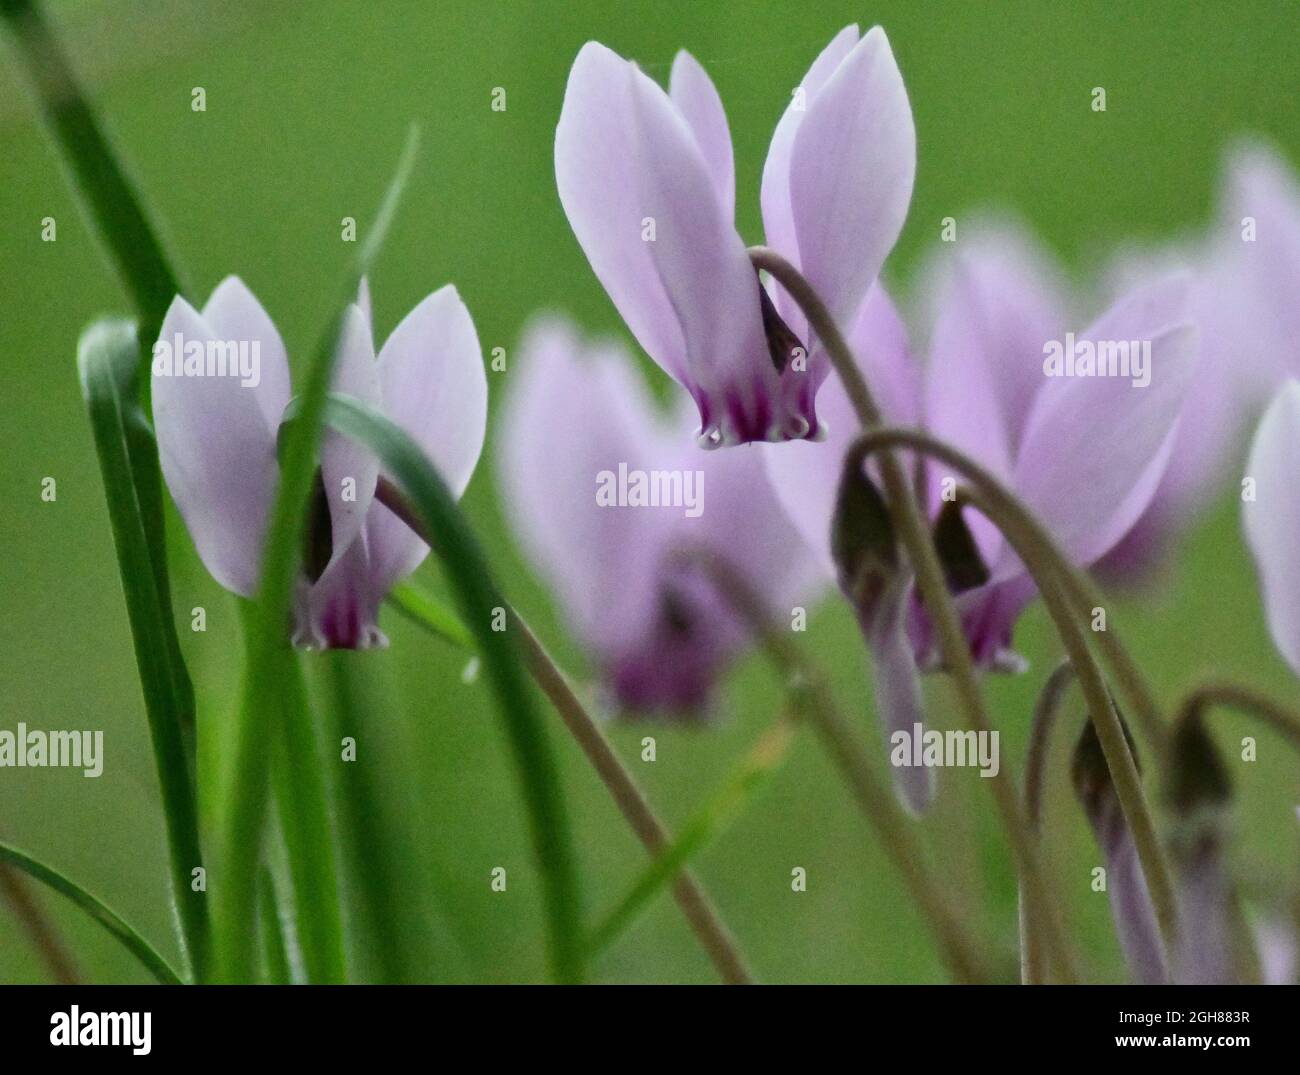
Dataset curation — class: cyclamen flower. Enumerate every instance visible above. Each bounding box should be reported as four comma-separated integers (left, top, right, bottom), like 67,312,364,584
1105,141,1300,571
767,222,1199,673
555,25,914,447
1243,379,1300,675
152,276,486,649
497,316,818,715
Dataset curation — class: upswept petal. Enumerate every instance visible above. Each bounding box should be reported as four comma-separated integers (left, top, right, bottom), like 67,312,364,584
1001,277,1196,575
152,295,280,597
786,27,915,333
668,50,735,222
365,285,487,596
555,43,688,385
200,275,292,432
1243,380,1300,675
320,304,380,567
626,57,770,442
760,24,861,288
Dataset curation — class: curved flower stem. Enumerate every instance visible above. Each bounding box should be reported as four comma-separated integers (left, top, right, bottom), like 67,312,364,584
1173,682,1300,755
749,247,1073,984
0,860,80,983
374,479,753,985
841,423,1181,962
958,487,1181,969
1019,659,1077,984
510,613,757,985
681,547,990,984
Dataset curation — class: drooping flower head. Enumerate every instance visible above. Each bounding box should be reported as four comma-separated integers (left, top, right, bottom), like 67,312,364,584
767,221,1199,673
498,316,819,715
555,26,915,447
152,277,486,649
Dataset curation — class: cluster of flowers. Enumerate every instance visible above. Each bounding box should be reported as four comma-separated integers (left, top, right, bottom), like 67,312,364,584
153,26,1300,983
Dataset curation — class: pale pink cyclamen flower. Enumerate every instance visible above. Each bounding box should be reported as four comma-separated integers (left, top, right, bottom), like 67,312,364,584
555,25,914,447
764,224,1197,806
152,277,487,649
1243,379,1300,676
1103,141,1300,574
498,317,819,716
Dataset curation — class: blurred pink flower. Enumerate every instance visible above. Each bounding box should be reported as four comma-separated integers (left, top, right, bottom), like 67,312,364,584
1243,379,1300,675
555,25,914,447
152,277,486,649
497,316,820,716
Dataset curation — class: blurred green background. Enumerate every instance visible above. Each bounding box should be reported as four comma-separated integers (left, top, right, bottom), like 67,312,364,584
2,0,1298,984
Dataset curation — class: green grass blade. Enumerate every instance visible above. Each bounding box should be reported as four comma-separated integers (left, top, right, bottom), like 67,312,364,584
256,868,292,985
587,720,795,960
77,319,209,982
320,393,585,984
0,0,185,340
0,841,183,985
214,127,419,983
387,581,475,650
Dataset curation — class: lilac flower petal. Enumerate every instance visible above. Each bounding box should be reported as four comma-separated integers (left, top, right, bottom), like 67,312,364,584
787,26,915,333
866,587,934,813
319,304,380,572
668,50,735,222
152,295,280,597
1106,820,1170,984
760,23,861,291
200,275,292,431
498,317,674,655
627,57,770,441
555,43,688,387
294,535,386,650
999,277,1197,576
1243,380,1300,674
365,285,487,597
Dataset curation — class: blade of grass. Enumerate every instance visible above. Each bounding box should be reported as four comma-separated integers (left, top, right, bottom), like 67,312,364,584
585,719,795,960
0,0,186,340
257,867,292,985
77,319,209,982
0,841,183,985
214,127,419,983
317,393,584,984
388,581,475,650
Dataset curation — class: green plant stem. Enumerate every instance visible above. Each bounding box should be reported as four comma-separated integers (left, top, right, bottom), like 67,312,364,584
257,867,292,985
749,246,1071,984
78,321,209,981
0,841,182,985
1019,660,1076,984
1173,682,1300,754
321,395,584,983
378,487,751,984
0,0,185,339
683,547,990,984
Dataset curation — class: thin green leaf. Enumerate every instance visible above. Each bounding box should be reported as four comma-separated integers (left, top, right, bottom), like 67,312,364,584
388,581,475,650
587,720,795,959
319,393,585,984
77,319,209,982
214,127,419,983
0,0,185,342
0,841,183,985
256,868,292,986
